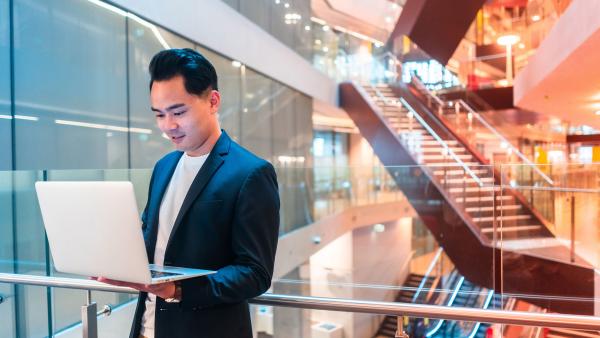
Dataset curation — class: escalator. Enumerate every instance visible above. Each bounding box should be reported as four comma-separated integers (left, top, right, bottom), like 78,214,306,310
374,273,436,337
340,80,596,315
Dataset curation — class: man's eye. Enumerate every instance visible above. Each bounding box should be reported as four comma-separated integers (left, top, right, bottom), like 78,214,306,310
174,111,186,116
155,114,164,118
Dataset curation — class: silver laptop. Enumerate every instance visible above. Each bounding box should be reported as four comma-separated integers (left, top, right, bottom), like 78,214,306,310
35,181,215,284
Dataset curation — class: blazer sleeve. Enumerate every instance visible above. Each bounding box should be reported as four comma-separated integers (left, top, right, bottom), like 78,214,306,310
180,162,280,309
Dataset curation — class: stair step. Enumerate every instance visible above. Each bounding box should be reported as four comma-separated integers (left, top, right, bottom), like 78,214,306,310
421,147,466,153
480,225,542,234
441,177,495,184
420,154,473,161
465,205,521,212
434,169,490,176
419,140,460,146
455,195,513,203
473,214,531,222
424,162,482,168
448,186,500,193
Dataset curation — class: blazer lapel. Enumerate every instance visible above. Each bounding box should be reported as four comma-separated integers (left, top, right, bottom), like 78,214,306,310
145,151,183,261
164,131,231,256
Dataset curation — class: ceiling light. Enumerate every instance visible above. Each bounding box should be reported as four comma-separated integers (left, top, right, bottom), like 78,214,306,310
385,16,392,23
595,110,600,116
304,25,311,31
322,47,329,52
284,3,289,8
518,43,525,49
391,3,399,10
531,15,541,22
275,0,280,3
322,25,330,32
315,39,321,45
497,34,520,46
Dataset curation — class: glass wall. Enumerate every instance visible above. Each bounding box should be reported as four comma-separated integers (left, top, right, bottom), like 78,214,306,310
13,0,128,170
128,23,193,168
0,0,11,171
224,0,313,60
0,8,13,338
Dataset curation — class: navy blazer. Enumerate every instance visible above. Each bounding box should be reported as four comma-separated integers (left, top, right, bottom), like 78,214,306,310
129,131,280,338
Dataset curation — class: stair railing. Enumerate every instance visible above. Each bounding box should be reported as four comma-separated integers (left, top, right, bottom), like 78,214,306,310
399,98,484,187
368,84,484,186
410,75,555,188
456,100,554,186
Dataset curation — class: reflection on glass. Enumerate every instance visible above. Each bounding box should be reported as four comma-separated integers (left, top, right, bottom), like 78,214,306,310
0,0,11,170
196,46,242,143
13,0,128,170
0,170,16,337
128,23,193,168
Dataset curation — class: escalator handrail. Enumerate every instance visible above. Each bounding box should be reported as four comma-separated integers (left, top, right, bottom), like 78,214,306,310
457,99,555,186
412,247,444,303
425,276,466,337
466,290,496,338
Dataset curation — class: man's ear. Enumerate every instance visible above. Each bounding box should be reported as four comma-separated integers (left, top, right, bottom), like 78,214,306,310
209,90,221,112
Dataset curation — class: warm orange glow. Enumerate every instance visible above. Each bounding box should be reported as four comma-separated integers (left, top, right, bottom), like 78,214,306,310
497,34,521,46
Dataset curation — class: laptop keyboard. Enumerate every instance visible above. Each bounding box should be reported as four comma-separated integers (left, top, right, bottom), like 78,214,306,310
150,270,182,278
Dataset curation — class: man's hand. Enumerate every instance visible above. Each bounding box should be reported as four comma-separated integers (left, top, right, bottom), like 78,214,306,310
92,277,176,300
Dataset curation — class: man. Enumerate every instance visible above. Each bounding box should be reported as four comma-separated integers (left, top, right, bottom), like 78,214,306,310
98,48,280,338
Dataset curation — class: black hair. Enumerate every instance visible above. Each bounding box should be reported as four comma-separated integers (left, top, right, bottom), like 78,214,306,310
148,48,218,95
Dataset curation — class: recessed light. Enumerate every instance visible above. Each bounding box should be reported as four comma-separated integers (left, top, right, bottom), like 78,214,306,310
595,110,600,116
531,15,541,22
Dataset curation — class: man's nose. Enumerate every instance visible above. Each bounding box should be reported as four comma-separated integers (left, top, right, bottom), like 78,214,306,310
164,115,178,130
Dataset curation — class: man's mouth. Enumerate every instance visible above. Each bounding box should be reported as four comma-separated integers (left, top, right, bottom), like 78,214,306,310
171,135,185,144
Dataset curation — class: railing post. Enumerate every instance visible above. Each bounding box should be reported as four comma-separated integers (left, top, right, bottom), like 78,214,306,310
463,169,467,211
395,316,410,337
82,290,98,338
570,194,576,263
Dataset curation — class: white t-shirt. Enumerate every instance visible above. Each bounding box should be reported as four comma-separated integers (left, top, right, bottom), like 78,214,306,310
140,152,208,338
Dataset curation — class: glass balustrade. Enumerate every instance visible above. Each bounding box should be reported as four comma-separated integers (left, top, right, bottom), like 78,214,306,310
0,164,598,337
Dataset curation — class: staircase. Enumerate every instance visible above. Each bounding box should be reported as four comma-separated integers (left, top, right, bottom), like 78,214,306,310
364,84,551,241
340,80,596,314
545,328,600,338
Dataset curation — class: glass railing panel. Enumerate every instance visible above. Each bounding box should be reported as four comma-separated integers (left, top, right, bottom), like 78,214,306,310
0,170,17,337
42,169,149,336
0,165,508,336
498,163,599,315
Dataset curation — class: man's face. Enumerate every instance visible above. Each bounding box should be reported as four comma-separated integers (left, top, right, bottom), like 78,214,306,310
150,75,221,156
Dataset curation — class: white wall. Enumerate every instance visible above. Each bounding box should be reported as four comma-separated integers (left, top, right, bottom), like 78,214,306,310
109,0,337,105
309,218,413,338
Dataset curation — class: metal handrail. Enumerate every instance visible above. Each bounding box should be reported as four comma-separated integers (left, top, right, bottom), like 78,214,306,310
457,100,554,186
412,75,444,107
367,83,482,186
398,97,483,186
412,74,554,187
1,273,600,331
